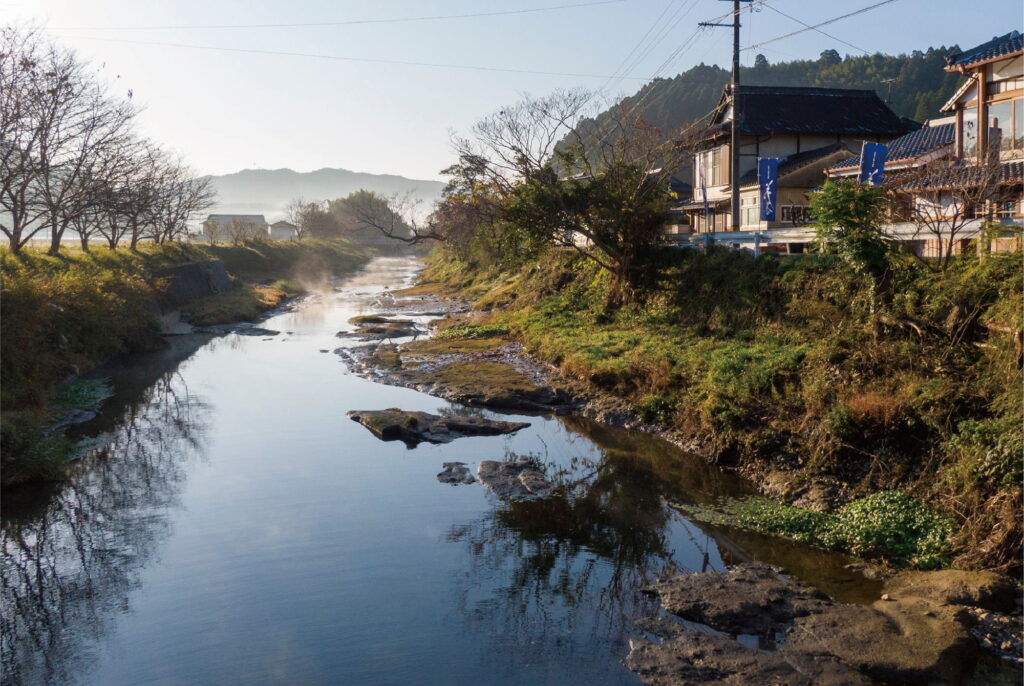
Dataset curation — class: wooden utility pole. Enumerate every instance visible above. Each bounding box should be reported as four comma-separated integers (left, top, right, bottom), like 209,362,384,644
700,0,750,230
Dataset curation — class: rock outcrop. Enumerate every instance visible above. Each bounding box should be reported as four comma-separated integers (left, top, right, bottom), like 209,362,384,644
437,462,475,485
346,408,529,446
627,563,1010,686
476,458,553,500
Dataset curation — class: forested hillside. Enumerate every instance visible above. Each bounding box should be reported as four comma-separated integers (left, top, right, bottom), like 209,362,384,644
585,46,965,139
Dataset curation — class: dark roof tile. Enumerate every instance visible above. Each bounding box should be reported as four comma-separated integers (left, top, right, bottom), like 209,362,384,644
829,122,955,171
946,30,1023,68
702,85,909,139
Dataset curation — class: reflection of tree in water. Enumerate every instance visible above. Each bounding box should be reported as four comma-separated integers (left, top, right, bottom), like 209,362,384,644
1,371,209,686
443,416,763,681
445,442,702,681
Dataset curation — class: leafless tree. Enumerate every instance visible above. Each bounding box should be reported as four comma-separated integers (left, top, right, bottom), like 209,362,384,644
892,155,1014,270
449,89,695,302
346,191,440,244
284,197,316,239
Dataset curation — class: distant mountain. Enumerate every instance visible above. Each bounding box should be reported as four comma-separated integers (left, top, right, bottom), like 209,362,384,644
204,167,445,221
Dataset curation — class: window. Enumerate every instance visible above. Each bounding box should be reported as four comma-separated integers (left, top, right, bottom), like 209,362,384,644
780,206,809,225
987,77,1024,95
988,100,1013,151
962,108,978,157
997,200,1020,218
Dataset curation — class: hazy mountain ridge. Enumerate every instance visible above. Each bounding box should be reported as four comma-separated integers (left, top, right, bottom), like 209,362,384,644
205,167,445,221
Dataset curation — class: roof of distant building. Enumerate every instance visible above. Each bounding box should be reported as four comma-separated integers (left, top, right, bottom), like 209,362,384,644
270,220,297,228
946,30,1023,69
828,122,956,173
206,214,268,224
700,85,910,141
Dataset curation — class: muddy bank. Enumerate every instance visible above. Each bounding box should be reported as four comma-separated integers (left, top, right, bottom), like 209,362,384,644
628,563,1021,685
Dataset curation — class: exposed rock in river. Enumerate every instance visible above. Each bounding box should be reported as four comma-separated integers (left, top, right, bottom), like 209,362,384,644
628,563,1010,685
343,315,422,340
346,408,529,446
437,462,475,485
476,459,553,500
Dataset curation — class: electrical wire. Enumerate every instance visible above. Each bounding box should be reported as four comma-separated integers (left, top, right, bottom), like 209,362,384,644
741,0,899,52
49,34,653,80
764,4,871,55
48,0,625,31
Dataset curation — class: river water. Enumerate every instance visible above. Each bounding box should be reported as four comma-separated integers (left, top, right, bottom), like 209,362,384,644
1,256,875,686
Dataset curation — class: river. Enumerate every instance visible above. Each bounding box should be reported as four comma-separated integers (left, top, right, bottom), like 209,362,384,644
1,256,876,686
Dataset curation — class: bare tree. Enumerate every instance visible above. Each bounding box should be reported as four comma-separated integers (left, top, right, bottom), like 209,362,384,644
0,26,139,255
449,89,693,302
345,191,440,244
892,156,1013,270
284,197,314,239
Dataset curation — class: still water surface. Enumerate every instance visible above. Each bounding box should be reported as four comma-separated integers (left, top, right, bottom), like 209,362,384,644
1,257,871,686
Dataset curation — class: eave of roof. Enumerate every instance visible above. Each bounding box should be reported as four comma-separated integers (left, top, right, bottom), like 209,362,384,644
826,122,956,173
945,30,1023,70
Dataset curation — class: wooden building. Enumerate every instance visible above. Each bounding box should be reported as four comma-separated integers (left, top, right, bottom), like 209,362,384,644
682,85,911,241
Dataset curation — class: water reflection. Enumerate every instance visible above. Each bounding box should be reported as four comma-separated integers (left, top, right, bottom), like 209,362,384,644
444,422,745,684
1,371,209,686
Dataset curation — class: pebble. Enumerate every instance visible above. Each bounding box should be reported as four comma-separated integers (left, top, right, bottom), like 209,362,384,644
881,594,892,601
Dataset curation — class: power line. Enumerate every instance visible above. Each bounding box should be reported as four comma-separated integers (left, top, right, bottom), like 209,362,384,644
763,4,870,55
50,34,653,80
741,0,899,52
49,0,624,31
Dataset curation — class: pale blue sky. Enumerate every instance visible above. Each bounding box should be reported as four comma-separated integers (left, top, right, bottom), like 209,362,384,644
13,0,1024,179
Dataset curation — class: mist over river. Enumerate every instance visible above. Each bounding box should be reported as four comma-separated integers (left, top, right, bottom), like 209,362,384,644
2,256,875,686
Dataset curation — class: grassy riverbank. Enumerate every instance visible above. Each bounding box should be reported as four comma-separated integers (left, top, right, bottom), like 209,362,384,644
417,247,1022,570
1,238,369,484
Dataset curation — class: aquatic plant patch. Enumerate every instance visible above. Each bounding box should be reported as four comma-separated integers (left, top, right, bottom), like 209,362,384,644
675,491,955,569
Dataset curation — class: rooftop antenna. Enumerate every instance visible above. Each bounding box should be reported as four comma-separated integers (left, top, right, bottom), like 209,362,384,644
882,77,897,104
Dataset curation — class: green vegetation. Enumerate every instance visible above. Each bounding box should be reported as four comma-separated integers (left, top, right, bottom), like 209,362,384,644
1,238,368,485
183,281,299,326
681,492,955,569
418,243,1021,569
433,324,510,340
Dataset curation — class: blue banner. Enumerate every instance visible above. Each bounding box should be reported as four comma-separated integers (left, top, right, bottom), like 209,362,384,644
859,142,888,185
758,158,779,222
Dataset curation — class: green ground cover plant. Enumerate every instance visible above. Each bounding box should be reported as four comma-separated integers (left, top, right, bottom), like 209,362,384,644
418,244,1021,569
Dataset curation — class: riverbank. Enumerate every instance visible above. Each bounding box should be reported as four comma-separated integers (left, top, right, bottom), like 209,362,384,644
370,247,1022,572
0,238,370,485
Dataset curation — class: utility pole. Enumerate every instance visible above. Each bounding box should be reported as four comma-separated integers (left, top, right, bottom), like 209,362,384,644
700,0,751,231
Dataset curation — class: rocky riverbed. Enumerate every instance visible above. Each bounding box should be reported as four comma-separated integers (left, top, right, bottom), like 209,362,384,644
341,280,1024,681
627,563,1021,685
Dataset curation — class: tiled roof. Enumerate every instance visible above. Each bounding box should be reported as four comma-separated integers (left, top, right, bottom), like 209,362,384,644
738,142,851,186
206,214,268,223
701,86,909,140
946,30,1023,69
901,161,1023,190
828,122,955,171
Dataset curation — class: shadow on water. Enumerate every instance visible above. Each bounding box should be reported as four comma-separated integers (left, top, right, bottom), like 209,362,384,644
1,353,210,686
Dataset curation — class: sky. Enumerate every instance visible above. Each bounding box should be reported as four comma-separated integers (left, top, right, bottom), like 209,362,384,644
10,0,1024,180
